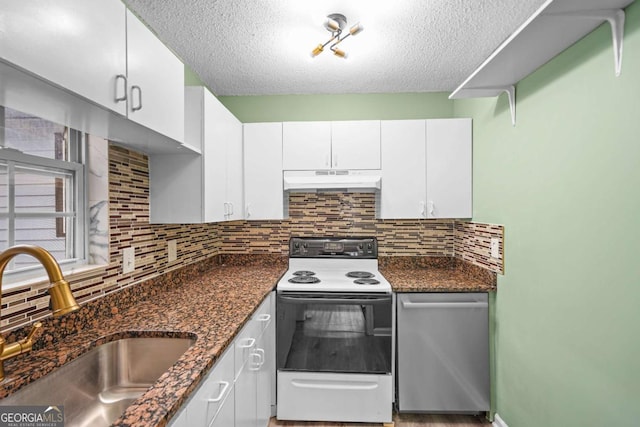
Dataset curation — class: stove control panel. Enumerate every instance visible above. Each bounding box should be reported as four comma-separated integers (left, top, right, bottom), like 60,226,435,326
290,237,377,258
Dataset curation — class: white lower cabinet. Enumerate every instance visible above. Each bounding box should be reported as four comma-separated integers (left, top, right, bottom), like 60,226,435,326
185,345,235,427
169,293,274,427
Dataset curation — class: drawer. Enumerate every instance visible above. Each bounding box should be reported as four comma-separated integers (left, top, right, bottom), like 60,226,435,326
187,345,234,427
234,317,260,379
252,293,273,334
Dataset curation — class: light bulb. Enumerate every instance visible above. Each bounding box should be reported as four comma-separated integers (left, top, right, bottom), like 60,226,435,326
311,44,324,57
333,48,348,59
349,23,364,36
324,18,340,32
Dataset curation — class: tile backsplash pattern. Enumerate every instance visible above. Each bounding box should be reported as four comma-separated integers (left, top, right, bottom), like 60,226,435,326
2,144,503,333
220,192,455,256
455,221,504,274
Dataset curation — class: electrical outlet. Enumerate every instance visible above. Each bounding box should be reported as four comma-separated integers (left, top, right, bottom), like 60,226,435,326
490,238,500,259
123,247,135,273
168,240,177,262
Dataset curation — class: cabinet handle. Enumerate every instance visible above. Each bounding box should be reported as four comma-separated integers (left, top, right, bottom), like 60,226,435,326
223,202,229,217
420,201,426,218
229,202,234,216
207,381,230,403
131,85,143,111
291,380,378,391
250,348,264,371
237,338,255,349
246,203,251,218
427,200,435,218
115,74,127,103
256,313,271,323
255,348,265,367
401,301,488,309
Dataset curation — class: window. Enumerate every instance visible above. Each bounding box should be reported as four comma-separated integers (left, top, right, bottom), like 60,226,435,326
0,106,85,276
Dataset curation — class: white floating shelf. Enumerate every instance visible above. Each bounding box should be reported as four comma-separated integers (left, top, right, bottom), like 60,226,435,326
449,0,634,125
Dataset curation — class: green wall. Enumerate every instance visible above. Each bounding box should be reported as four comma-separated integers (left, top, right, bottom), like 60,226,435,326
217,93,454,122
454,2,640,426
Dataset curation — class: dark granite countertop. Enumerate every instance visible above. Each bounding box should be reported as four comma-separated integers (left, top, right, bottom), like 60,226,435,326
0,255,494,427
0,255,286,427
380,257,497,292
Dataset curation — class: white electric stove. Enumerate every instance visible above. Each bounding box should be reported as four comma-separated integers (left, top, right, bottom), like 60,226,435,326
276,237,394,424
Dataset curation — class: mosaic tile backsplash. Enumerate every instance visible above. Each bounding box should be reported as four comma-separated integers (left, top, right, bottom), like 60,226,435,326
220,193,455,256
1,144,503,333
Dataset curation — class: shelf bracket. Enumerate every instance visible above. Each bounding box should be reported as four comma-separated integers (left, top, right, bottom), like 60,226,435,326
502,85,516,127
548,9,625,77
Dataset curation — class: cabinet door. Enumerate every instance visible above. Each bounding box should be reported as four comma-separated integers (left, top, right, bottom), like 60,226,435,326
126,9,184,142
203,90,228,222
331,121,381,169
380,120,427,219
225,113,244,221
0,0,127,115
244,123,283,220
210,390,235,427
235,356,258,427
282,122,331,170
186,346,234,427
425,119,472,218
255,299,275,427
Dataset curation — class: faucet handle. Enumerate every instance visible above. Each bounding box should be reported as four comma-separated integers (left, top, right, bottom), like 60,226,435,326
23,322,43,344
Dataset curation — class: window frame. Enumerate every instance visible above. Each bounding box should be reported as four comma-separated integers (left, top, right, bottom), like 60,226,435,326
0,133,87,280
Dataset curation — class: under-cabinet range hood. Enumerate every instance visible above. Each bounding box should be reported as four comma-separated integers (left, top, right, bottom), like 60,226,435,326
283,170,382,192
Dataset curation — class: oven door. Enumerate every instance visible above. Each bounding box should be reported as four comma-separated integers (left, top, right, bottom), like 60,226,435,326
276,291,392,375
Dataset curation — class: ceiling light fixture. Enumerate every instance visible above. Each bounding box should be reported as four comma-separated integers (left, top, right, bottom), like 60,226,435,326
311,13,363,59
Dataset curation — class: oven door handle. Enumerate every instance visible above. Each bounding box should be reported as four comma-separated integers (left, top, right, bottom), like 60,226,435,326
278,295,391,305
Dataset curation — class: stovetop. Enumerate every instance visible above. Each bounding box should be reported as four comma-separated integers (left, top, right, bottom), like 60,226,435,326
277,238,391,293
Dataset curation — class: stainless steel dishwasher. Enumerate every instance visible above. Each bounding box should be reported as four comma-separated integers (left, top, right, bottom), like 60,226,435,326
396,293,489,412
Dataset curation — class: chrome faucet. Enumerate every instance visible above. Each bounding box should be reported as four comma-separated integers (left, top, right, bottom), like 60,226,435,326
0,245,80,381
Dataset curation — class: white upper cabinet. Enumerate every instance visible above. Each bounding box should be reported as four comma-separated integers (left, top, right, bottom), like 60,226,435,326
224,107,244,221
379,118,472,219
202,87,243,222
0,0,127,116
380,120,427,219
282,122,331,170
282,121,381,170
244,123,284,220
425,118,472,219
331,121,381,169
150,87,243,223
0,1,185,146
125,10,184,143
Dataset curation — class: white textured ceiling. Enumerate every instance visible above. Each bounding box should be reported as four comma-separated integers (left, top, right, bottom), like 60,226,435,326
123,0,547,96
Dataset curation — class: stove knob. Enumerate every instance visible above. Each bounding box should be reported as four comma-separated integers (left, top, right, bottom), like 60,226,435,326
358,244,363,250
294,242,300,249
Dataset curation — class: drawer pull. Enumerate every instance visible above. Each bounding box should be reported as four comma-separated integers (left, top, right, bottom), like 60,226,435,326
237,338,255,349
256,314,271,322
207,381,230,403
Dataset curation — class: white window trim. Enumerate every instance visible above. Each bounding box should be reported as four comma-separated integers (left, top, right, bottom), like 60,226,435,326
0,141,89,288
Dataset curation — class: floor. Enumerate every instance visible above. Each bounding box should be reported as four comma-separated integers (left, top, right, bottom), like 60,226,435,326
269,413,492,426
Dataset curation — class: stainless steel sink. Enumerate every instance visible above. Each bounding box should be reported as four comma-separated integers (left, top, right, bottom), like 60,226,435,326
1,337,194,427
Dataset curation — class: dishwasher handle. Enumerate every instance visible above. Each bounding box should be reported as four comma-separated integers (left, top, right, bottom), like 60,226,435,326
401,300,488,309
